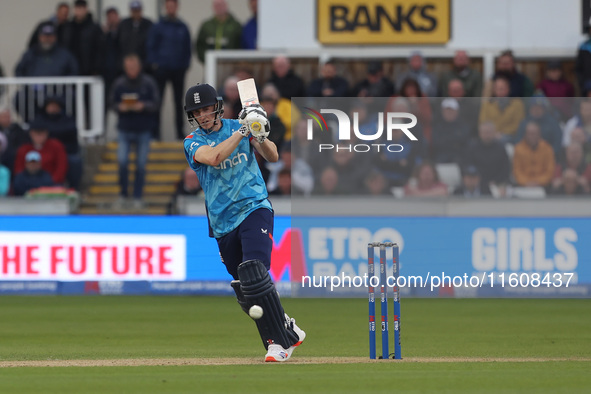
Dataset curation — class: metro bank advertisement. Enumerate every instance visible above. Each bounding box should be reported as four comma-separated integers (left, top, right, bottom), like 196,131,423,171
0,216,589,297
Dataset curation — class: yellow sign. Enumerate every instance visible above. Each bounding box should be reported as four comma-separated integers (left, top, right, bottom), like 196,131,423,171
317,0,450,44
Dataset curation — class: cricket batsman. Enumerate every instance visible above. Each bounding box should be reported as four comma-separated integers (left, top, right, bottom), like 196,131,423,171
182,83,305,362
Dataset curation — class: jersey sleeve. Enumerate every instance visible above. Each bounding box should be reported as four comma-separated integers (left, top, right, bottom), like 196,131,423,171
183,133,207,169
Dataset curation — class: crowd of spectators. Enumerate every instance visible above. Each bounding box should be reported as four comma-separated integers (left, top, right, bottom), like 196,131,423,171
221,48,591,199
1,0,591,202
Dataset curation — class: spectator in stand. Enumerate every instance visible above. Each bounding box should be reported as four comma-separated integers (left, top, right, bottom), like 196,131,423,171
431,98,471,164
463,121,511,193
479,75,525,142
396,51,437,97
0,137,9,196
110,54,160,210
514,96,562,156
27,2,70,48
16,22,78,77
383,97,426,158
330,148,369,194
268,56,306,99
118,0,153,66
264,143,291,192
0,109,30,175
260,83,299,141
551,142,591,194
63,0,105,76
168,166,204,214
439,50,482,97
291,119,327,194
397,77,432,142
562,98,591,147
403,161,448,197
551,168,587,196
492,50,534,97
242,0,257,49
260,90,287,154
453,165,491,197
36,96,81,189
513,120,555,188
576,17,591,94
537,61,574,121
12,151,55,196
269,168,291,196
316,166,339,195
146,0,191,140
352,60,394,98
363,169,389,196
447,78,481,137
103,7,121,112
374,122,419,187
307,60,349,98
195,0,242,63
14,120,68,185
222,75,242,120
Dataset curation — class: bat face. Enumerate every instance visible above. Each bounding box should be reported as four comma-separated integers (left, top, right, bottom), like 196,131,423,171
237,78,259,106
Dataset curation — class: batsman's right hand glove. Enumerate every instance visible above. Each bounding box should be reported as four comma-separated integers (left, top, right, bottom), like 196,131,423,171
239,104,270,143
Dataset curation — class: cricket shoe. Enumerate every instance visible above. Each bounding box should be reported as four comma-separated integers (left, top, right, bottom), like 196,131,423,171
264,344,291,362
285,313,306,347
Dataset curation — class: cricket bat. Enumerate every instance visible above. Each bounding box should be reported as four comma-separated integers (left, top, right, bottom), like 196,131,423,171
237,78,259,106
237,78,262,132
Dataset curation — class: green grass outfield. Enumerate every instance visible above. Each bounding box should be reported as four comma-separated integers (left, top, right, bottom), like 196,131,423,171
0,296,589,393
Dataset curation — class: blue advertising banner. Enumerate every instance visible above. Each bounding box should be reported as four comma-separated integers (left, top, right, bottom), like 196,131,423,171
293,217,591,298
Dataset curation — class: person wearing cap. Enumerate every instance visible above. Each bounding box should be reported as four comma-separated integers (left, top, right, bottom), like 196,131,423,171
439,50,482,97
396,51,438,97
431,98,471,164
576,17,591,93
195,0,243,63
118,0,153,66
351,60,395,98
537,61,575,121
453,166,491,197
14,120,68,185
62,0,105,77
110,54,160,210
27,2,71,49
12,151,55,196
146,0,191,140
15,21,78,78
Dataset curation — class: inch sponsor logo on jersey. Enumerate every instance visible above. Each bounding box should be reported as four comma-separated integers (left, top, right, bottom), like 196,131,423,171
214,152,248,170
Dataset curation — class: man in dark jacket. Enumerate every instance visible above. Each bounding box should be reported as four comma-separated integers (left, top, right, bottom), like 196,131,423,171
307,60,349,98
15,22,78,122
268,56,306,99
577,17,591,93
0,109,30,176
63,0,105,76
36,97,82,189
462,121,511,190
118,0,153,66
15,22,78,77
110,54,160,210
431,98,471,163
493,50,534,97
146,0,191,140
12,151,55,196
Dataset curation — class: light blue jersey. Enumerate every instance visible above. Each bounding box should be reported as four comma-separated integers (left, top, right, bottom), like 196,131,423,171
183,119,272,238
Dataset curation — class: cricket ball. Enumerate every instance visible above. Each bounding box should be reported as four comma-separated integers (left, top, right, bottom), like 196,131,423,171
249,305,264,320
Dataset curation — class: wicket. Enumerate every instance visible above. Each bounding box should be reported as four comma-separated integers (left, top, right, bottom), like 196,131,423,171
368,242,401,359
